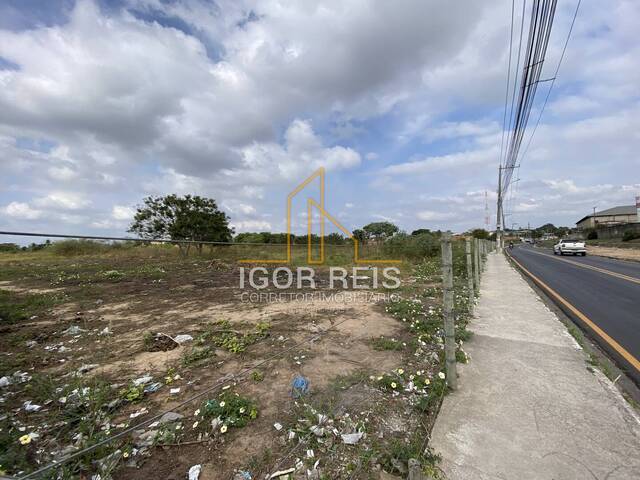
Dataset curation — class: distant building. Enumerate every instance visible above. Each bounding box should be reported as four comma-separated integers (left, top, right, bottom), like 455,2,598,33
576,204,639,229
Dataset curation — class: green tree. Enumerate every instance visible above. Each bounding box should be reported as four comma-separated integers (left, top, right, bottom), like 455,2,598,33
129,195,232,254
352,229,367,245
363,221,399,241
470,228,490,239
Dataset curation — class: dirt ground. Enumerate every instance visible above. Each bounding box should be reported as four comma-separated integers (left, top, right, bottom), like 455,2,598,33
0,248,468,479
588,245,640,262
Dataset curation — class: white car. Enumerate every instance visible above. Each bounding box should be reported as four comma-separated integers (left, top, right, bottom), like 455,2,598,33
553,238,586,256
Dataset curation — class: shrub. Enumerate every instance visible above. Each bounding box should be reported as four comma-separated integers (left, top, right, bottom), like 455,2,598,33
622,231,640,242
382,232,440,259
586,230,598,240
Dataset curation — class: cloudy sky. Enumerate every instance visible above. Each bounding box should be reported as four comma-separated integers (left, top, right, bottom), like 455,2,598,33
0,0,638,241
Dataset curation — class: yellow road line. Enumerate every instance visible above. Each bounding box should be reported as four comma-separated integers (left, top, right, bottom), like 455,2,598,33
507,252,640,374
522,247,640,285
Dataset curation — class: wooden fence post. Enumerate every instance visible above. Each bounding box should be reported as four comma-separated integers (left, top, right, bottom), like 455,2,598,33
465,238,474,316
473,237,480,290
441,232,457,390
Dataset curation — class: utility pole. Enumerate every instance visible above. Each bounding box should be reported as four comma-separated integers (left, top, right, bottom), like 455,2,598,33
496,166,503,250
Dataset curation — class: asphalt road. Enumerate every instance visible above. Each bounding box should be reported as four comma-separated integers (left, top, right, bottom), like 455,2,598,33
508,244,640,383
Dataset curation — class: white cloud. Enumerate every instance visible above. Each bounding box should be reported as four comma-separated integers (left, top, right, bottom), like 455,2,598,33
381,147,497,176
48,165,78,181
34,192,90,211
416,210,456,221
2,201,42,220
111,205,135,221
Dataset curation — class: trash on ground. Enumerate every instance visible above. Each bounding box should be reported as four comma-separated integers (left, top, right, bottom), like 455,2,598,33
143,382,162,394
169,387,181,395
63,325,86,335
23,401,42,412
130,408,148,419
268,467,295,479
291,375,309,398
133,375,153,386
174,334,194,344
273,422,283,431
188,464,202,480
341,432,364,445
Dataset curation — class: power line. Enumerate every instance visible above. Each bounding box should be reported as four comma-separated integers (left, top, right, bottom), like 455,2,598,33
519,0,581,164
497,0,559,245
499,0,516,170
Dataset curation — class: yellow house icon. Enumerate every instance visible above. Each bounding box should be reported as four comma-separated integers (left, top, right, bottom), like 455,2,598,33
239,167,400,264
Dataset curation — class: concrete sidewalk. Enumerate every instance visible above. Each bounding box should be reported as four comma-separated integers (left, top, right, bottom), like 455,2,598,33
431,253,640,480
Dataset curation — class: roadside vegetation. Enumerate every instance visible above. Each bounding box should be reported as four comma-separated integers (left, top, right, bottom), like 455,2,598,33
0,215,481,478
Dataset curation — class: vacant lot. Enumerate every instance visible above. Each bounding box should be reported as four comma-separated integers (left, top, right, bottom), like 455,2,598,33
0,243,472,479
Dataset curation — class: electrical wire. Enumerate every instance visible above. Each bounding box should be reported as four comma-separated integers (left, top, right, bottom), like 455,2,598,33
519,0,581,164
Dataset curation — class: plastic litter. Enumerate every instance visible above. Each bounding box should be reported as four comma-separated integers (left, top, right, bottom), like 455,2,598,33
143,382,162,394
23,400,42,412
273,422,283,431
234,471,252,480
268,467,295,479
63,325,86,335
341,432,364,445
174,334,194,344
129,408,148,419
133,375,153,386
188,464,202,480
169,387,181,395
291,375,309,398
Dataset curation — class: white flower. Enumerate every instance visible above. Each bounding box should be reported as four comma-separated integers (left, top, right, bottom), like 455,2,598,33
219,401,226,407
194,409,200,416
19,434,32,445
192,421,199,429
438,372,446,380
390,382,397,389
397,369,404,375
239,407,246,414
220,425,228,433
